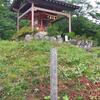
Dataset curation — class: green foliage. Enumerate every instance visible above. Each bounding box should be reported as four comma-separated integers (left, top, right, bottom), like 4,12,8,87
52,17,69,33
95,28,100,45
67,32,76,38
2,30,15,40
0,0,16,40
20,19,30,27
44,96,50,100
33,28,38,34
16,27,38,37
72,16,96,37
77,96,83,100
16,27,32,36
47,24,62,36
63,95,69,100
44,96,60,100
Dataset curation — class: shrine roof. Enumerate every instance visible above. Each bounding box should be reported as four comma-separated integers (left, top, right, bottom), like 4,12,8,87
11,0,79,12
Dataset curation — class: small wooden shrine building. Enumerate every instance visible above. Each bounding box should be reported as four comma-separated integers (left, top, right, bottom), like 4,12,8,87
11,0,79,32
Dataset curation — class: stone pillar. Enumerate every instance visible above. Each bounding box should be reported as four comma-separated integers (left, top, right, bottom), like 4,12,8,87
50,48,58,100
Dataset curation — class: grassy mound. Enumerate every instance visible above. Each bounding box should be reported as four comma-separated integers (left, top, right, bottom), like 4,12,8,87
0,40,100,100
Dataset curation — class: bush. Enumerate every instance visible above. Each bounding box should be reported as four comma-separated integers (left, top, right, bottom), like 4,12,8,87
20,19,30,27
67,32,75,39
16,27,38,37
81,34,87,40
47,24,62,36
2,30,15,40
95,31,100,46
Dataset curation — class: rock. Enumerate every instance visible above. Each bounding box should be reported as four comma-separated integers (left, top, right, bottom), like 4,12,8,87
44,36,50,40
34,34,39,40
50,36,56,42
57,38,63,43
56,35,61,40
34,31,47,39
69,39,93,49
56,35,61,39
56,35,63,43
69,39,77,45
79,40,93,49
24,34,33,42
77,40,81,46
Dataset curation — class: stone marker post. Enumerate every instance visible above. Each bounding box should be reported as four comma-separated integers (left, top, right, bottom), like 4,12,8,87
50,48,58,100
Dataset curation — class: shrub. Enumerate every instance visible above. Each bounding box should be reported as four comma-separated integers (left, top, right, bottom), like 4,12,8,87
20,19,30,27
81,34,87,40
95,31,100,46
2,29,15,40
67,32,75,39
47,24,62,36
16,27,38,37
32,28,38,35
75,35,81,40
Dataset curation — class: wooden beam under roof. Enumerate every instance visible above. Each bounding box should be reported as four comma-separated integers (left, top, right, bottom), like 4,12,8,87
19,8,31,19
34,6,69,17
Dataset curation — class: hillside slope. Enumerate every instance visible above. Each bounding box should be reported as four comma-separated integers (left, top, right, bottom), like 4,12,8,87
0,40,100,100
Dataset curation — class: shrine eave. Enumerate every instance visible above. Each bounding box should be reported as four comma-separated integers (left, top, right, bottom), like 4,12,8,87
11,0,80,12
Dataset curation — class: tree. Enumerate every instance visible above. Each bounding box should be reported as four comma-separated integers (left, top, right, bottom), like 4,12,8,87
72,16,97,37
0,0,16,39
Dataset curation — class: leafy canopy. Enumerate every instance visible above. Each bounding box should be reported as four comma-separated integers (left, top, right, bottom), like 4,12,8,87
0,0,16,39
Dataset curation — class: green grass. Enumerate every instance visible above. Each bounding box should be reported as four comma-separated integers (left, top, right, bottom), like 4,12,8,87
0,40,100,100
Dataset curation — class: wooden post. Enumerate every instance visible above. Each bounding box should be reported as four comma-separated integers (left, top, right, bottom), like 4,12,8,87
31,3,34,31
40,19,43,31
69,12,72,33
50,48,58,100
17,10,19,31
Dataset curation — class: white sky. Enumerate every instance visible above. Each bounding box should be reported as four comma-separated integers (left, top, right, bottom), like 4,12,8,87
89,0,100,12
89,0,99,6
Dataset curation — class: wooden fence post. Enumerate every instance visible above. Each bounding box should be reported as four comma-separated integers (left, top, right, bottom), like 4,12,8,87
50,48,58,100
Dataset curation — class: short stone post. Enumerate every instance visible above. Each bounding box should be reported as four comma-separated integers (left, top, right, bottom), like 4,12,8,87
50,48,58,100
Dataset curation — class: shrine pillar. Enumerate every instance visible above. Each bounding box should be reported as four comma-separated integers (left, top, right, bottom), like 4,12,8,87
68,12,72,32
31,3,34,31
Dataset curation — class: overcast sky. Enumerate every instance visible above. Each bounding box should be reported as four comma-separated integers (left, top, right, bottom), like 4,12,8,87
89,0,100,12
89,0,99,6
